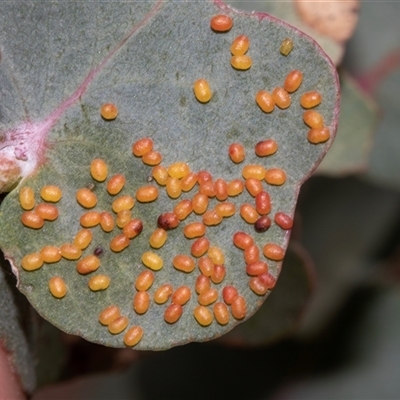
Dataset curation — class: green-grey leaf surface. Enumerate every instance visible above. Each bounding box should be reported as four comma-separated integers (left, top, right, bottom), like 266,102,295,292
0,0,339,349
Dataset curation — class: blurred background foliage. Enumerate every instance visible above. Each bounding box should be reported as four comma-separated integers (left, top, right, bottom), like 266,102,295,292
2,1,400,398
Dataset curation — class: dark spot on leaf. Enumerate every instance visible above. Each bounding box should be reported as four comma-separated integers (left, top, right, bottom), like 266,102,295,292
180,96,187,107
94,246,104,257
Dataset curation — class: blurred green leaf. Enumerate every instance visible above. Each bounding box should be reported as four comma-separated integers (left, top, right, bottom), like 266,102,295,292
316,71,378,175
295,176,400,337
280,287,400,399
0,261,36,394
343,2,400,188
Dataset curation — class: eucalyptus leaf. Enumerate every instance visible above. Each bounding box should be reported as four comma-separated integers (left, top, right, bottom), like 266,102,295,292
0,0,339,349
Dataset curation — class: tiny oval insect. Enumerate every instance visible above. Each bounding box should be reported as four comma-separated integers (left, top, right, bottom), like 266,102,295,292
21,211,44,229
157,212,179,230
73,229,93,249
242,164,266,180
90,158,108,182
40,246,61,264
307,127,330,144
136,185,159,203
195,274,211,294
213,302,230,325
132,138,154,157
265,168,287,186
254,216,272,233
192,193,209,215
181,172,198,192
168,162,190,179
149,228,168,249
255,139,278,157
191,237,210,258
193,79,212,103
76,188,97,209
198,256,214,277
60,243,82,260
142,151,162,166
133,291,150,314
198,288,218,306
99,305,120,325
210,14,233,32
112,195,135,213
172,286,191,305
183,222,206,239
227,179,244,197
76,254,101,275
35,203,59,221
231,35,250,56
193,306,213,326
173,199,193,221
245,178,263,197
231,295,247,320
207,246,224,265
263,243,285,261
21,253,43,271
116,209,132,228
142,251,163,271
19,187,35,210
255,91,275,113
124,326,143,347
100,103,118,120
40,185,62,202
303,110,324,128
202,210,223,226
215,202,236,218
110,234,130,252
272,87,291,109
233,232,254,250
80,211,101,228
230,55,252,71
240,203,259,224
222,285,238,305
49,276,67,298
88,275,110,291
284,70,303,93
228,143,245,164
300,91,322,109
100,212,115,233
164,303,183,324
154,284,173,304
166,177,182,199
135,270,154,291
107,174,126,195
152,165,169,185
108,316,128,334
280,38,294,56
274,212,293,230
173,254,195,273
